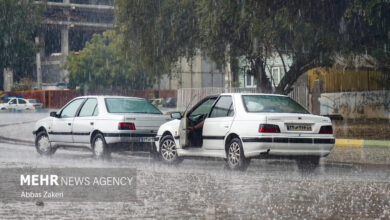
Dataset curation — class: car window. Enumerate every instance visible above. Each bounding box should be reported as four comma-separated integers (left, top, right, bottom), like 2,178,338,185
105,98,162,114
28,99,37,103
242,95,309,114
60,99,85,118
10,99,17,104
19,99,26,104
78,98,98,117
189,98,217,117
209,96,234,118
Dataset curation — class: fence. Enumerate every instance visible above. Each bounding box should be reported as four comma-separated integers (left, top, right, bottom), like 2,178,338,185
177,87,308,111
177,87,256,111
5,89,178,109
307,68,390,93
288,85,309,109
5,90,79,109
87,89,177,100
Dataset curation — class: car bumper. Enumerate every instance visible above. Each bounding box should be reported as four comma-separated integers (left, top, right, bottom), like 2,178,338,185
103,133,158,144
241,137,335,158
154,135,161,151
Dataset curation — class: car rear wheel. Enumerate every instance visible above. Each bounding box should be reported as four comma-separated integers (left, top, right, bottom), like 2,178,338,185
92,133,111,160
226,138,250,171
35,131,56,156
159,135,182,164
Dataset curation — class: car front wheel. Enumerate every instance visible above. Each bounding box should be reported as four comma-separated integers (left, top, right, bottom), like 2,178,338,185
159,135,182,164
92,133,111,160
35,131,56,156
226,138,250,171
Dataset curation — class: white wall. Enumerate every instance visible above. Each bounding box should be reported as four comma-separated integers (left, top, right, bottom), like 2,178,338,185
319,90,390,119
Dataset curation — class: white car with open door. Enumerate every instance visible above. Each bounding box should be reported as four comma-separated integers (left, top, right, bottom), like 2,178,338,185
155,93,334,171
33,96,171,159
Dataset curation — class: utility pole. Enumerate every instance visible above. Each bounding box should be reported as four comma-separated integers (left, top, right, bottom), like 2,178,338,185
35,37,42,90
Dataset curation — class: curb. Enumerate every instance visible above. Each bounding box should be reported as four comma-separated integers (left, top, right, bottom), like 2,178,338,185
0,136,34,146
335,139,390,148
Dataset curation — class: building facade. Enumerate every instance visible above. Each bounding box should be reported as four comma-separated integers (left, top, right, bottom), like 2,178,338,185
158,51,227,90
238,54,293,89
36,0,114,90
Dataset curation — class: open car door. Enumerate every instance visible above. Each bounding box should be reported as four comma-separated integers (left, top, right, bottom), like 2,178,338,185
179,111,189,148
179,95,219,148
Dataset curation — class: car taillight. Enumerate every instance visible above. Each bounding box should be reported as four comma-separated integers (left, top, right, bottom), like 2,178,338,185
259,124,280,133
319,125,333,134
118,122,136,130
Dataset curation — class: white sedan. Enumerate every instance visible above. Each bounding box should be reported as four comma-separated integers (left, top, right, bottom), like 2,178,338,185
155,93,334,170
33,96,172,159
0,98,35,111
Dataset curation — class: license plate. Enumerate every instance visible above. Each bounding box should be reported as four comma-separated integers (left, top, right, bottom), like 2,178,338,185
140,137,155,142
286,124,312,131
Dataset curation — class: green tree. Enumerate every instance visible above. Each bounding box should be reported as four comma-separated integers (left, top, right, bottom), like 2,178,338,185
11,77,34,91
115,0,390,94
115,0,200,87
343,0,390,68
64,31,151,92
0,0,43,90
197,0,351,93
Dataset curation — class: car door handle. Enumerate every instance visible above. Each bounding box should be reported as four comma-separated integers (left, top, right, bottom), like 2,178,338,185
223,125,229,128
68,123,71,126
90,122,94,126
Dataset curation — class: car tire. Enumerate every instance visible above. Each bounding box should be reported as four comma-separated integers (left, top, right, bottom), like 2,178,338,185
35,131,57,156
159,135,182,164
226,138,250,171
92,133,111,160
296,156,320,172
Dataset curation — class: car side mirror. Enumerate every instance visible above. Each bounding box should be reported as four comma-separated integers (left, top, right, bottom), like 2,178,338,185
170,112,182,119
50,112,59,118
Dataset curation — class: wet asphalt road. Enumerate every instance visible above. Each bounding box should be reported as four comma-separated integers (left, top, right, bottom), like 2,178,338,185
0,113,389,219
0,142,389,219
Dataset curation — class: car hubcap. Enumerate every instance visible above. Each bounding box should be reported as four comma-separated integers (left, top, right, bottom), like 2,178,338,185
38,135,51,152
94,138,104,156
228,142,240,166
161,139,177,161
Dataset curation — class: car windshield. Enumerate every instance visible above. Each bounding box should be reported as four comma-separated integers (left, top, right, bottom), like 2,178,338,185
105,98,162,114
242,95,309,114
